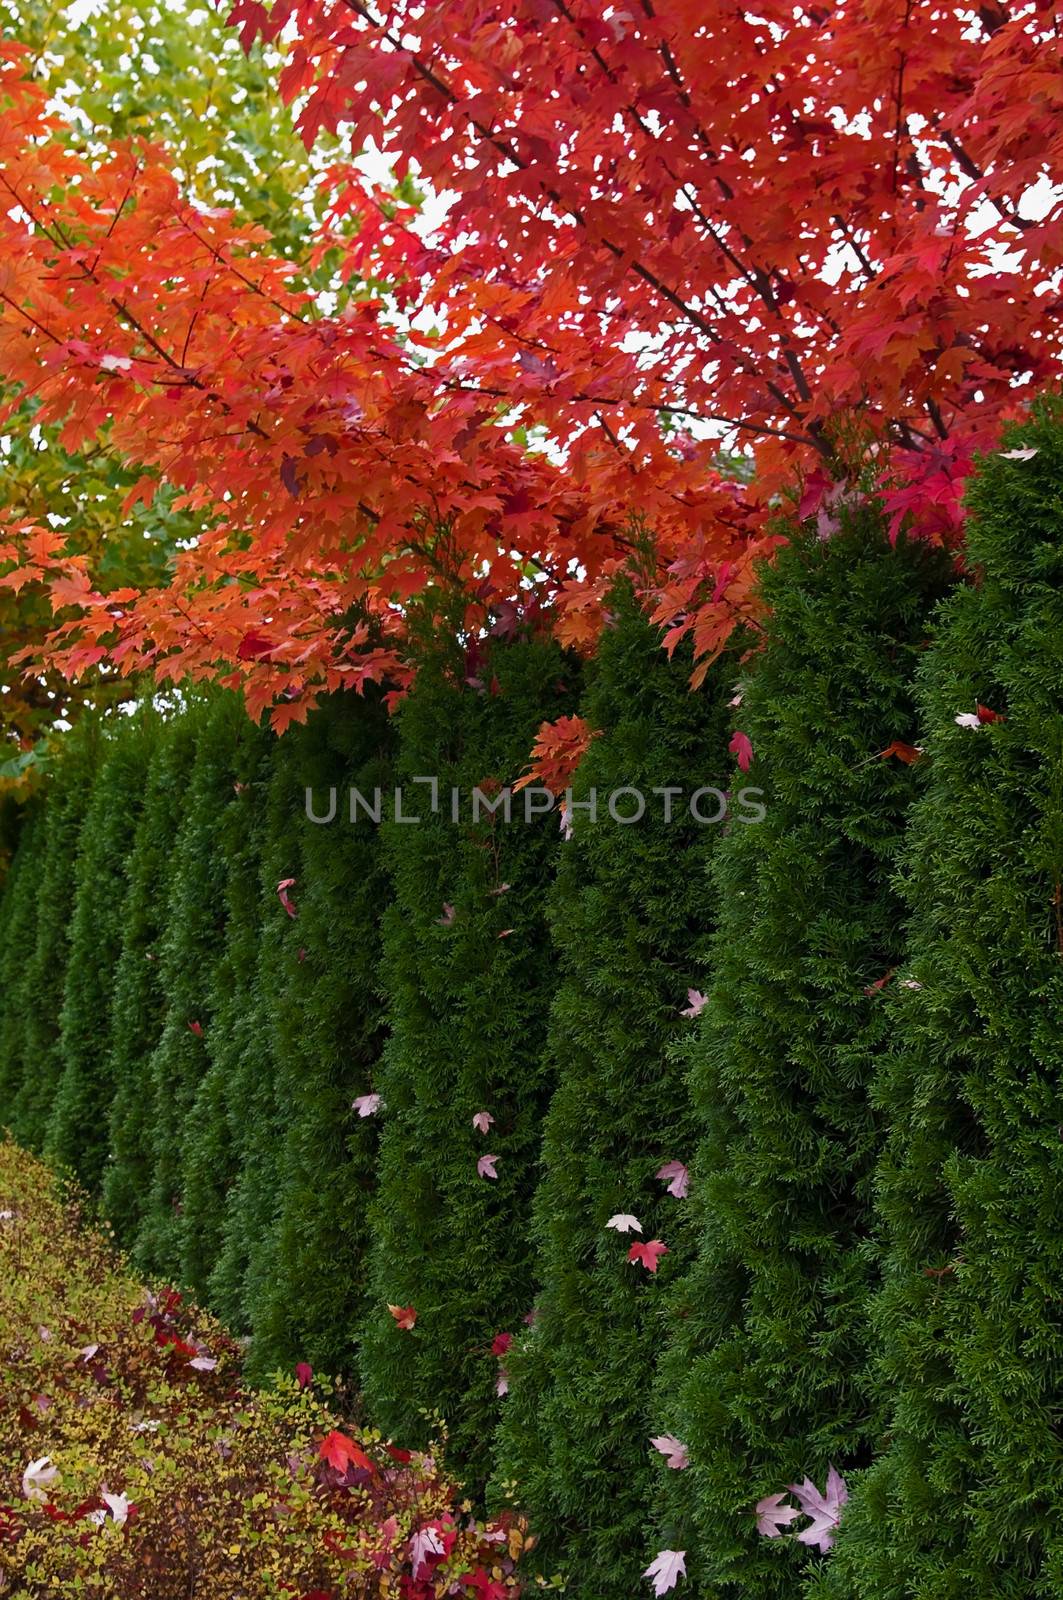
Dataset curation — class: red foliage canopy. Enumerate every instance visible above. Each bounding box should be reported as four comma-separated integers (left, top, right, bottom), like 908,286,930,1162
0,0,1060,722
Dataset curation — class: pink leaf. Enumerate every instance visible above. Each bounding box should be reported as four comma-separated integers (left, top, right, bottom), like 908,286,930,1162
436,902,455,926
295,1362,313,1390
755,1491,801,1538
495,1366,509,1396
477,1153,499,1180
644,1549,686,1595
656,1160,690,1199
729,730,754,772
628,1240,668,1273
788,1466,848,1553
277,877,298,918
680,989,706,1018
650,1434,689,1470
472,1110,494,1134
353,1093,382,1118
606,1213,643,1234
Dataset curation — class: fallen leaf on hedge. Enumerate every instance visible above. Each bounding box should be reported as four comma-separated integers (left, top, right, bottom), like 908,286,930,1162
495,1366,509,1396
680,989,706,1018
976,703,1005,723
628,1240,668,1273
295,1362,313,1389
388,1303,417,1330
755,1491,801,1537
879,741,923,764
1001,446,1038,459
729,730,753,771
189,1355,217,1371
644,1548,686,1594
491,1332,513,1356
277,877,298,918
319,1430,374,1474
789,1465,848,1553
472,1110,494,1133
656,1160,689,1199
606,1213,643,1234
188,1020,203,1037
22,1456,59,1502
477,1153,499,1180
863,967,894,995
650,1434,689,1470
353,1093,382,1117
437,903,455,926
488,883,511,896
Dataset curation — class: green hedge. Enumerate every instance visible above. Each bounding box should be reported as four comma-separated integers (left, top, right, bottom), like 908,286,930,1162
10,725,98,1149
653,515,953,1599
45,715,158,1190
247,690,394,1378
0,432,1055,1594
822,405,1063,1597
492,591,735,1598
359,636,576,1481
102,714,200,1247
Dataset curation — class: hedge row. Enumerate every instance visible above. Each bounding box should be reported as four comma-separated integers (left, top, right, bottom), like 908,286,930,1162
2,413,1062,1597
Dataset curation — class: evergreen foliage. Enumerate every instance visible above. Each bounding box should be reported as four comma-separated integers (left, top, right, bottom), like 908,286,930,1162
247,690,394,1379
208,719,309,1339
177,720,272,1304
821,407,1063,1598
102,714,200,1247
45,715,157,1189
0,805,45,1121
359,636,575,1481
491,592,733,1598
11,727,98,1149
133,697,251,1279
653,515,953,1600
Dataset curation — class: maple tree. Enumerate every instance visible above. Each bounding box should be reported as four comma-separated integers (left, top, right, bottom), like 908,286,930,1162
0,1,1058,736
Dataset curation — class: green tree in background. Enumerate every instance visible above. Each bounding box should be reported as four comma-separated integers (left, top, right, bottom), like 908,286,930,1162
247,690,394,1379
491,592,733,1598
649,515,952,1600
45,714,157,1188
821,407,1063,1598
358,636,575,1482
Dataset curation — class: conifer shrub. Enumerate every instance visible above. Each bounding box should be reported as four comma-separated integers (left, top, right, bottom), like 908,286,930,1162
177,717,272,1304
247,689,394,1379
133,695,252,1279
102,713,200,1248
208,714,311,1337
651,513,953,1600
820,406,1063,1598
45,714,157,1190
359,635,575,1482
10,725,98,1150
0,805,46,1121
491,591,734,1598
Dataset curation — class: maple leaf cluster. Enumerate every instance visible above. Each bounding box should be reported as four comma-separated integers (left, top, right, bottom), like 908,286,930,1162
1,0,1061,726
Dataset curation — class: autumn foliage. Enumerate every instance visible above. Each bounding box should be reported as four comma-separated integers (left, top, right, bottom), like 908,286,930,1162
0,1,1061,736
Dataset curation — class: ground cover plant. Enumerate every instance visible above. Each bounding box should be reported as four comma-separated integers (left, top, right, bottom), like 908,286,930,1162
0,1136,532,1599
